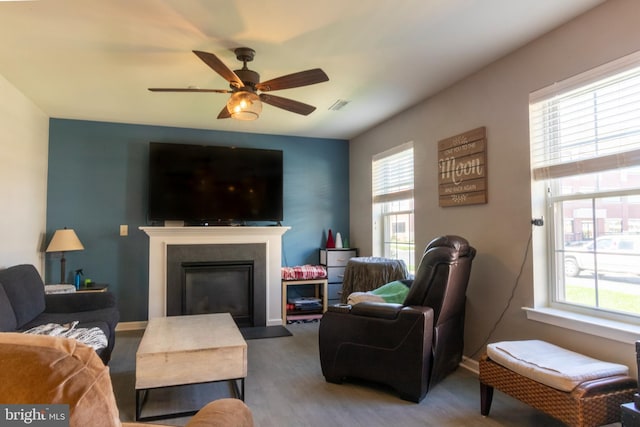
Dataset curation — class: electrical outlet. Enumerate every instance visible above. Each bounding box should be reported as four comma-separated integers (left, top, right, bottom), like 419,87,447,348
120,224,128,236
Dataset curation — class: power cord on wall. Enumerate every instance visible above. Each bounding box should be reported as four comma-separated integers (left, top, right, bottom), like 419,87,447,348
469,226,535,359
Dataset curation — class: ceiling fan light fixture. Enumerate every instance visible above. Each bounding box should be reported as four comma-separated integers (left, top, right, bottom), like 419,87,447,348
227,91,262,121
152,49,329,119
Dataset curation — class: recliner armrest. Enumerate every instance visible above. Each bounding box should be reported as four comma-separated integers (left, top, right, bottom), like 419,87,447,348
327,303,352,314
350,302,405,319
44,292,117,313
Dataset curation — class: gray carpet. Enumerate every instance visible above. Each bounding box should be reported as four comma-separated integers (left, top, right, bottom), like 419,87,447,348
109,322,584,427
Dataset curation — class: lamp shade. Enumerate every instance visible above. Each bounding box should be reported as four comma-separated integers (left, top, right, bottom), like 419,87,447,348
46,229,84,253
226,91,262,121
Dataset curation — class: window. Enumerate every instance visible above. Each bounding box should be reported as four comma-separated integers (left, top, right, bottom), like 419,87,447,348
530,51,640,322
372,142,415,273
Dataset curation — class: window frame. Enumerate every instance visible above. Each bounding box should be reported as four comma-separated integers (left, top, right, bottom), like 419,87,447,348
529,50,640,338
371,142,415,273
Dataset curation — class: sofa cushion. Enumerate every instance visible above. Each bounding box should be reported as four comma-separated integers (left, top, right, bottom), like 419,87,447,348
0,284,18,331
0,264,46,328
40,296,119,365
23,321,108,352
21,313,113,357
22,315,110,339
28,306,117,335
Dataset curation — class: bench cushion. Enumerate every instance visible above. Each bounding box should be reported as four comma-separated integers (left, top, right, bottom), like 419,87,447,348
281,265,327,280
487,340,629,392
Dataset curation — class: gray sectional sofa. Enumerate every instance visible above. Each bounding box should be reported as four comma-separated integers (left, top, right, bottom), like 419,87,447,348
0,264,119,363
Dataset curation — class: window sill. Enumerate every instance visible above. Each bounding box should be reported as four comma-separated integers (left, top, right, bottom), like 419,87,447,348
523,307,640,344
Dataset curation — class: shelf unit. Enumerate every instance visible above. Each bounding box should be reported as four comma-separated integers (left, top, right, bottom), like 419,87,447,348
320,248,358,305
281,278,328,324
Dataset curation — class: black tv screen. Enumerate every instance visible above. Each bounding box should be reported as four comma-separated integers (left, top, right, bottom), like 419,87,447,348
148,142,283,224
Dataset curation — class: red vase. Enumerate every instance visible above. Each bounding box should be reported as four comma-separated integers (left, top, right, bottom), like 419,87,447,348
326,229,335,248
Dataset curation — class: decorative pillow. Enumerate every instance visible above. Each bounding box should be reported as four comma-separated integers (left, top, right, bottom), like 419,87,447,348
0,283,18,331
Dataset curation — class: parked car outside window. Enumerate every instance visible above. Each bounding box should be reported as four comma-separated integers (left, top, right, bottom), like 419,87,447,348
564,235,640,277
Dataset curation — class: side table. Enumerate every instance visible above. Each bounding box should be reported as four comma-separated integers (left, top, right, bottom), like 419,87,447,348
44,284,76,294
77,284,109,293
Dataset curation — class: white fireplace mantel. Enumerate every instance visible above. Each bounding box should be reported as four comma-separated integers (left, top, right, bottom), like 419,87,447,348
140,226,290,326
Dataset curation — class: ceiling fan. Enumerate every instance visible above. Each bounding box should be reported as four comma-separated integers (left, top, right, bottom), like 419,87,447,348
149,48,329,121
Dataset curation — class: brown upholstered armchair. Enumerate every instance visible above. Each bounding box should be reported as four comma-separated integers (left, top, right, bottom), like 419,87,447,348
318,235,476,402
0,333,253,427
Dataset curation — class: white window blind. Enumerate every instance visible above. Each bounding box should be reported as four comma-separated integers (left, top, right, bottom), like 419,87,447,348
372,142,414,203
530,50,640,181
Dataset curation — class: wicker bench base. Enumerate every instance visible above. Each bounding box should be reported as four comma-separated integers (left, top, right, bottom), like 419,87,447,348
479,355,637,427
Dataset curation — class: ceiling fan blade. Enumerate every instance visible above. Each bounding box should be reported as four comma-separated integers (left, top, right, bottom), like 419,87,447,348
193,50,244,88
260,94,316,116
256,68,328,92
148,88,231,93
217,105,231,119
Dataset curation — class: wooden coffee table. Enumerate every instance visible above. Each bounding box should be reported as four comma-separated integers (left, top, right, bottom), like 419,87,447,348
135,313,247,421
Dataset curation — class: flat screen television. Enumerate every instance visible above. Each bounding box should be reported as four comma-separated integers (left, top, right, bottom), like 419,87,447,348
148,142,283,224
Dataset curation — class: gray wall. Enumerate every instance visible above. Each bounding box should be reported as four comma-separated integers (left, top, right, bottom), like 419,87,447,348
349,0,640,374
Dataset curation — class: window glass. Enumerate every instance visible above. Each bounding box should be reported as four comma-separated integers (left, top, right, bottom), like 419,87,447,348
531,52,640,321
550,167,640,318
372,143,415,274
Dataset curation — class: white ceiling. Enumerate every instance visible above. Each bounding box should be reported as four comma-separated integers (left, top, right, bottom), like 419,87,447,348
0,0,605,140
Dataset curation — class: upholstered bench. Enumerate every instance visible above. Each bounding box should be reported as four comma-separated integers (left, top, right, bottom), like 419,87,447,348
479,340,637,427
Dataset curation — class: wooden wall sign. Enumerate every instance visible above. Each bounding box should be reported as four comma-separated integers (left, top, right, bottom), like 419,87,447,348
437,127,487,207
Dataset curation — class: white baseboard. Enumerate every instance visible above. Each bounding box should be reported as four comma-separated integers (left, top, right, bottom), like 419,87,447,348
115,321,147,331
460,356,479,375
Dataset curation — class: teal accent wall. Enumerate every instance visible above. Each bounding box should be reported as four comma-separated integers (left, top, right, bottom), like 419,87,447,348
46,119,349,322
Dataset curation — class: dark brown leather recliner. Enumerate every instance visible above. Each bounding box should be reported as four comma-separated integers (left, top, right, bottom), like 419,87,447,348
318,235,476,402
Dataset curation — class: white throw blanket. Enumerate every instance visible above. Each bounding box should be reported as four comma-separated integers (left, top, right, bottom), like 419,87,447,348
23,321,108,351
347,292,385,305
487,340,629,392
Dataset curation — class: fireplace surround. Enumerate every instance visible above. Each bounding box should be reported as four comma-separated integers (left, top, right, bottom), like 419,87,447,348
167,244,265,326
140,226,290,326
181,261,254,323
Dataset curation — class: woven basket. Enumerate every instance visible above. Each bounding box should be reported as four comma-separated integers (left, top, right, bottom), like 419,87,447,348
479,355,636,427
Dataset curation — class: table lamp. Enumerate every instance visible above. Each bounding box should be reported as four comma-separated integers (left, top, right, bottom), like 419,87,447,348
46,228,84,283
